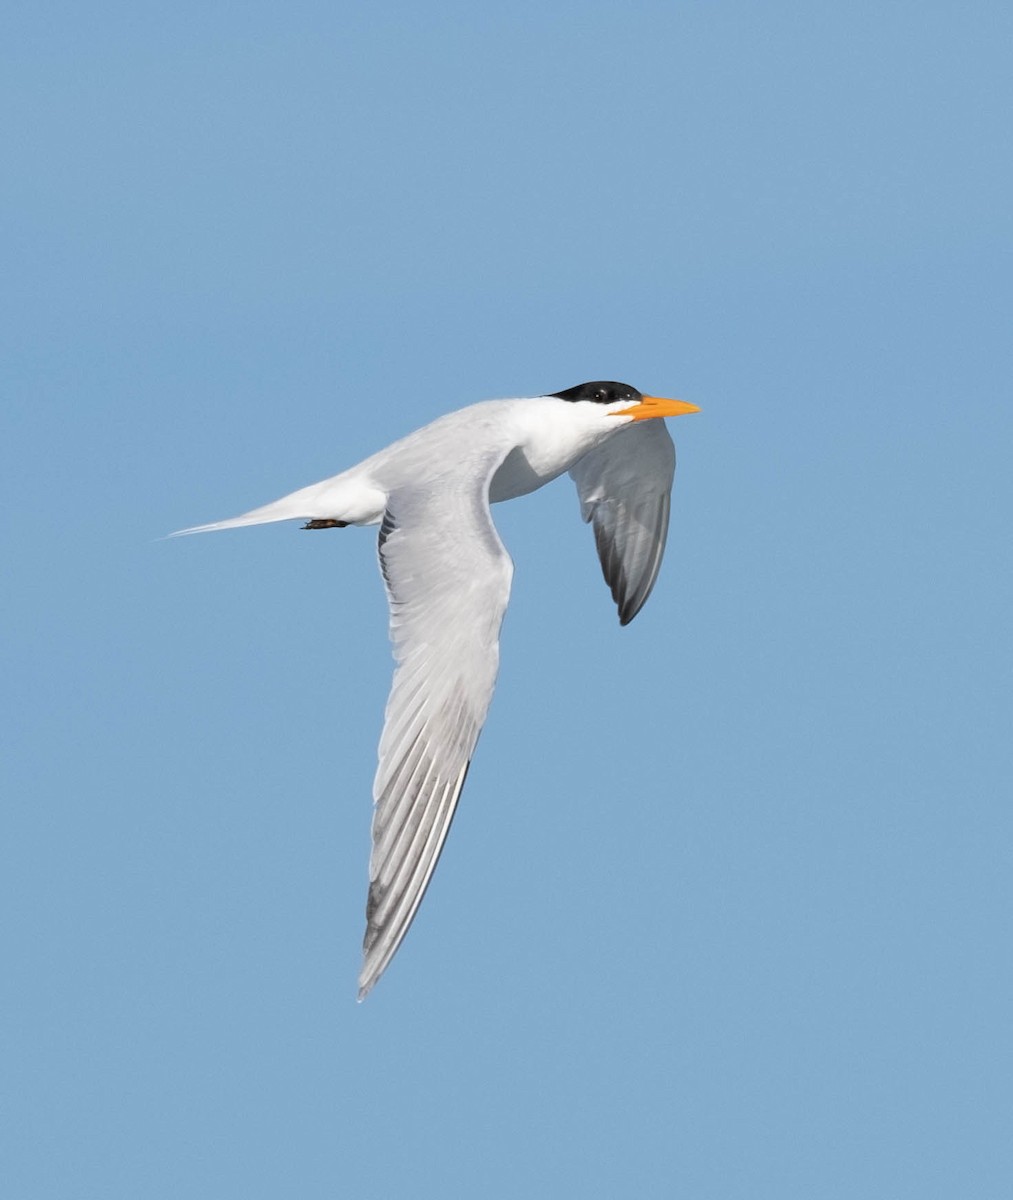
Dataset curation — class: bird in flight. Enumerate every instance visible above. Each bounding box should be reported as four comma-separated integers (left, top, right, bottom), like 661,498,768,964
175,380,699,998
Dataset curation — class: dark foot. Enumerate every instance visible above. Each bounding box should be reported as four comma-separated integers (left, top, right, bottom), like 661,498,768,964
302,519,349,530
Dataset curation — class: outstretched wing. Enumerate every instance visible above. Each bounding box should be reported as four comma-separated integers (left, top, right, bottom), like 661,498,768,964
569,420,676,626
358,467,514,999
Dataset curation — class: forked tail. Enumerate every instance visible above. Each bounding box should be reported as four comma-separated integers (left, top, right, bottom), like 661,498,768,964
171,472,386,536
170,480,334,536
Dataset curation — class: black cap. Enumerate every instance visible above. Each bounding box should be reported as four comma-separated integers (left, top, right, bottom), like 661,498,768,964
550,381,642,406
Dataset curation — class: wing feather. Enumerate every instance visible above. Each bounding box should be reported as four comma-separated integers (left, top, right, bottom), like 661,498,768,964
358,464,513,999
569,420,676,625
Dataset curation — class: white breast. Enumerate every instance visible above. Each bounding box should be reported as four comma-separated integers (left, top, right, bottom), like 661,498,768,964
488,398,622,503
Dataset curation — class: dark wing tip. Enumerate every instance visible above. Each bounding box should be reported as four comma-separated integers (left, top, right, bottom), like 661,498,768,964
618,592,648,625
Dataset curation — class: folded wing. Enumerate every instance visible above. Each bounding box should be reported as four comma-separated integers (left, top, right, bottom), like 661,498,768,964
359,467,514,999
569,420,676,625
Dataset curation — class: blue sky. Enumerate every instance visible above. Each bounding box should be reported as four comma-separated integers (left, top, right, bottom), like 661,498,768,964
3,3,1011,1196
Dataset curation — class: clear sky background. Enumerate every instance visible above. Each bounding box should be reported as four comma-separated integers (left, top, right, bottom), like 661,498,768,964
3,3,1012,1197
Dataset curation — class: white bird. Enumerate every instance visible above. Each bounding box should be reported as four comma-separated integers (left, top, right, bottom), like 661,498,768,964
175,381,699,998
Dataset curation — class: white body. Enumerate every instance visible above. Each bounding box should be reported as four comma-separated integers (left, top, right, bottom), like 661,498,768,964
181,399,649,532
176,389,690,997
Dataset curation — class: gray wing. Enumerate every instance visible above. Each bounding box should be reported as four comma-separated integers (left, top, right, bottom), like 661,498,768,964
569,420,676,626
358,468,514,999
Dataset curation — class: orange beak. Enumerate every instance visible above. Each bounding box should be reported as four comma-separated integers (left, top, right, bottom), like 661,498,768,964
611,394,701,420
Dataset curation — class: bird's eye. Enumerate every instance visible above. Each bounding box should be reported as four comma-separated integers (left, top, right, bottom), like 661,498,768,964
596,389,608,403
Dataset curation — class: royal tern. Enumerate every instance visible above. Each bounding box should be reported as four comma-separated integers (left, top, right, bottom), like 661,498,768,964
175,381,699,998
